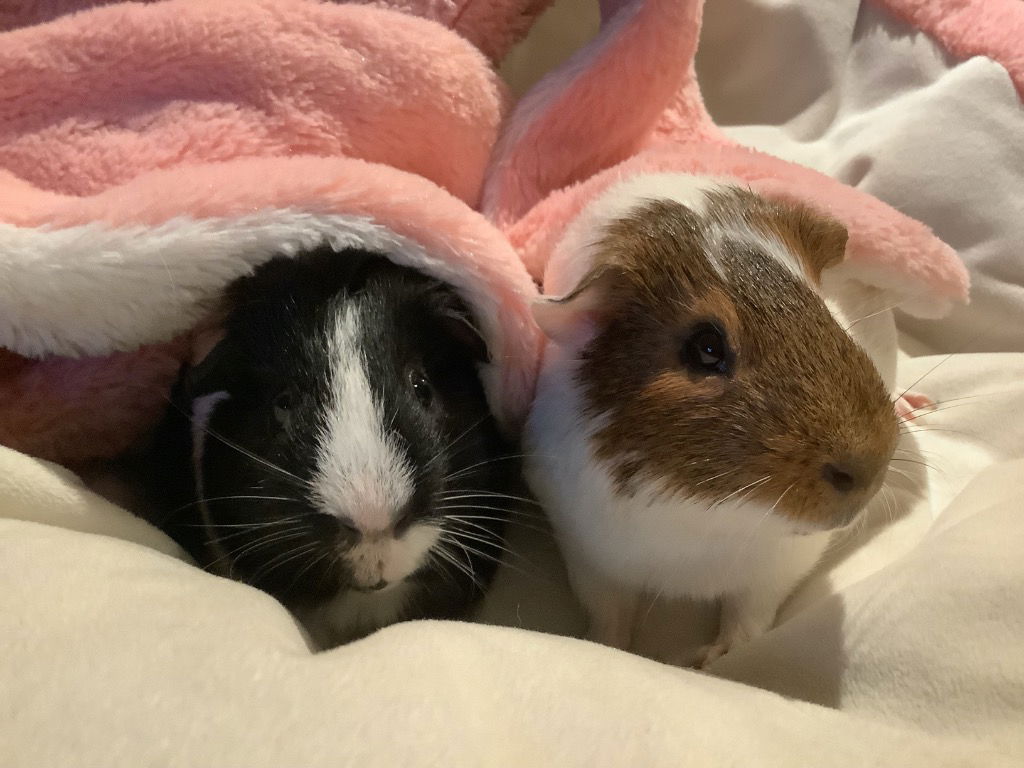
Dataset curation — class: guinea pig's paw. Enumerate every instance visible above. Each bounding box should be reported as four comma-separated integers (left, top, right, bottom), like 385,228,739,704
896,391,935,422
654,646,704,669
695,641,731,669
696,616,761,669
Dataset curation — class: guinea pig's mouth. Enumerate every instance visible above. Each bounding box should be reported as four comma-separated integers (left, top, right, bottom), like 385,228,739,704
785,498,872,535
351,578,402,594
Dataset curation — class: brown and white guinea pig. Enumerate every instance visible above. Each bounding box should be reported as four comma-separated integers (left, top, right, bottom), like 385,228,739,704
142,246,514,649
524,175,901,667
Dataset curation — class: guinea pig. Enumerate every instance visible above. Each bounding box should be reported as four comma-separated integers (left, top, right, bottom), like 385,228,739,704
143,245,515,648
524,175,900,667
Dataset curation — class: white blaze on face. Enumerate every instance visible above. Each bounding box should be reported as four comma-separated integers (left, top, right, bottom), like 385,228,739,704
312,303,439,588
313,303,415,532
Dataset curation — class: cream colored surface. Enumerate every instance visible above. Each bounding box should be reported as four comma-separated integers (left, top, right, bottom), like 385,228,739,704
2,350,1023,765
5,0,1024,764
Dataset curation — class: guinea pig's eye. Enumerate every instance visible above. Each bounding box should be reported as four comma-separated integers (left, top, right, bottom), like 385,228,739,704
273,391,293,427
680,322,731,375
409,369,433,408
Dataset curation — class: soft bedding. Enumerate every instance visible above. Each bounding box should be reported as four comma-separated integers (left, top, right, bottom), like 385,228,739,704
3,0,1024,765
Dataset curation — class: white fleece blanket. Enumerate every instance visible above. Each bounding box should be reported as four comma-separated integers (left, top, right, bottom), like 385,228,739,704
4,0,1024,765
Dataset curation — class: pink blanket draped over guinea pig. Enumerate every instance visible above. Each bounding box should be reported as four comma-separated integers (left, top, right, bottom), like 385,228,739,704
0,0,543,466
482,0,979,317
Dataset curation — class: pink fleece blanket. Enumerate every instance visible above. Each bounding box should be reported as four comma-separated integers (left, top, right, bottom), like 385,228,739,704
0,0,554,61
0,0,541,465
483,0,973,319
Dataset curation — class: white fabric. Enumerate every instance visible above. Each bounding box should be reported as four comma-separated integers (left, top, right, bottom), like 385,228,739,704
4,0,1024,764
2,352,1023,765
695,0,1024,355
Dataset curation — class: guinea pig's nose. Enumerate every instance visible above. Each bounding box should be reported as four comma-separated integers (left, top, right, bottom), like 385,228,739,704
822,462,858,494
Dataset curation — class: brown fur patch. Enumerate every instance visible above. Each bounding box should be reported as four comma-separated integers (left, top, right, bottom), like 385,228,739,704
575,193,896,529
703,188,848,284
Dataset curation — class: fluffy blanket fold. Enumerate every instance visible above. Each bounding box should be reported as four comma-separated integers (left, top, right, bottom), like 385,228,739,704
483,0,971,322
0,0,541,463
0,0,556,62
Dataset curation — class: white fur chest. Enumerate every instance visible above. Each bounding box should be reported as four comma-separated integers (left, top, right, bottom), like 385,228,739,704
524,350,829,602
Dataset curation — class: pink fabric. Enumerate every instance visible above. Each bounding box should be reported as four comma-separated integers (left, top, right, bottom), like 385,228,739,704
0,0,505,205
0,0,541,464
872,0,1024,100
484,0,971,317
0,0,554,62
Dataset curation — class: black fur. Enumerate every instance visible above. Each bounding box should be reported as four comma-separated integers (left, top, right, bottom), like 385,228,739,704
140,246,513,645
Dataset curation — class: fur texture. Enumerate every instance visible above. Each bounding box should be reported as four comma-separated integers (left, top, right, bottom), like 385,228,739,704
144,252,515,647
524,177,899,665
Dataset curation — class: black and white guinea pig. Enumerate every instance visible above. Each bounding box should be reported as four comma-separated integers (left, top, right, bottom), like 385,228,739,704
145,246,514,648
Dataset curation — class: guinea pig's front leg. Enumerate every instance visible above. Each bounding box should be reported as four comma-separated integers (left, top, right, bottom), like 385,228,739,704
565,555,640,651
697,532,831,669
698,590,780,668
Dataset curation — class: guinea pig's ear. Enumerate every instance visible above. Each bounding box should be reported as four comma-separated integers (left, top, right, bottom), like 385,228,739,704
183,325,236,397
775,202,849,285
532,263,625,348
430,288,490,363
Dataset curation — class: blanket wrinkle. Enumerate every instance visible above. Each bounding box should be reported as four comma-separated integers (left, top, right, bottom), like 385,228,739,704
484,0,969,321
0,0,542,465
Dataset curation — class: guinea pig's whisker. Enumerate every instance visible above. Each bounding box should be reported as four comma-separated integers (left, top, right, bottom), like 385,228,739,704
284,548,333,595
249,542,321,585
435,503,523,519
694,470,733,487
442,517,505,539
431,540,481,587
437,460,505,486
199,424,310,489
885,466,916,483
709,475,771,511
201,524,305,545
171,496,303,518
208,528,312,569
435,504,540,526
425,550,460,590
893,445,942,458
899,400,993,424
882,485,899,526
892,318,1009,405
843,293,923,332
441,453,550,483
423,415,492,472
439,511,547,534
439,531,532,577
216,531,312,566
161,394,311,491
443,524,513,553
888,457,939,470
898,426,990,443
434,496,539,513
893,391,994,417
436,493,544,512
191,512,307,529
436,533,475,574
